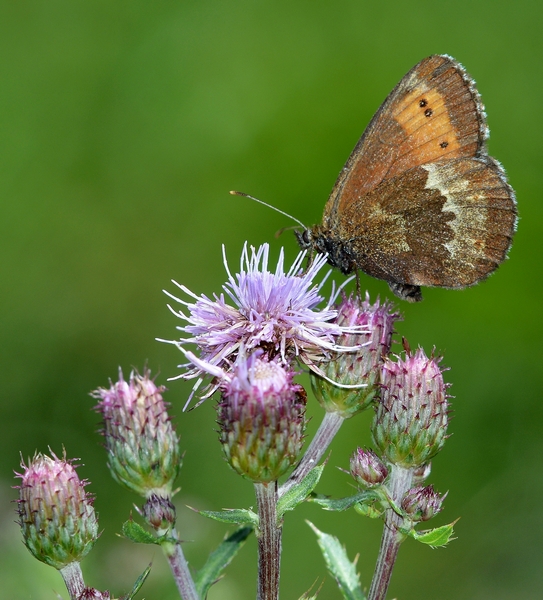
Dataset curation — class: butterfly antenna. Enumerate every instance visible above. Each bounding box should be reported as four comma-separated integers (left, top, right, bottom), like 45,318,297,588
230,190,306,229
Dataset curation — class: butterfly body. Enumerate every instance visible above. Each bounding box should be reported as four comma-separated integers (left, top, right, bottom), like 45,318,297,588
297,55,517,301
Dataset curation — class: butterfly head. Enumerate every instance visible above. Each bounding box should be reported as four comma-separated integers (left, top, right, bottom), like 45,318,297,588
295,226,357,276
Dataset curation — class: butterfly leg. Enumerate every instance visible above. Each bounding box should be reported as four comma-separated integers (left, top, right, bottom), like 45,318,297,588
388,281,423,302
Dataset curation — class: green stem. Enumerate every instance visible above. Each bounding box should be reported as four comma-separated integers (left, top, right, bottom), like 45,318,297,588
368,465,414,600
254,481,281,600
279,411,344,498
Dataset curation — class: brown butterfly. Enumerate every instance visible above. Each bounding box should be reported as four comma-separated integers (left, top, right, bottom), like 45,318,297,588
296,55,517,301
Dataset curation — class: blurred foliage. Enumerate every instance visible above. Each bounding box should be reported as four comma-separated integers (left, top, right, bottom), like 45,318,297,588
1,1,542,599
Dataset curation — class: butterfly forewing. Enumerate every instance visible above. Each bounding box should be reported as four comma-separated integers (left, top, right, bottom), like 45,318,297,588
305,54,517,301
324,55,488,223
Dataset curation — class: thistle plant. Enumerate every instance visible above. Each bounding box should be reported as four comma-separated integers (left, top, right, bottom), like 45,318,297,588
15,242,457,600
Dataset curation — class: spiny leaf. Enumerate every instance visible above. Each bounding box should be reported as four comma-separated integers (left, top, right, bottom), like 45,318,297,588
120,519,158,545
196,507,259,527
277,465,325,518
195,526,253,598
307,521,366,600
405,519,459,547
309,490,381,512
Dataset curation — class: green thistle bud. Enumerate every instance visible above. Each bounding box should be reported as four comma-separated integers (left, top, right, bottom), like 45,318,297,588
93,369,181,498
350,448,388,487
217,351,306,483
401,485,445,522
311,293,400,418
372,347,449,468
15,451,99,570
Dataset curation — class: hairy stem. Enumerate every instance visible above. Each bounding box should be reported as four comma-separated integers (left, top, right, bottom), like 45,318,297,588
162,528,200,600
60,562,85,600
279,411,344,498
255,481,282,600
368,465,414,600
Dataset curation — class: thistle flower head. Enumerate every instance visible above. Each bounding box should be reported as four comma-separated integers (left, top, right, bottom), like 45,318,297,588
311,293,400,417
14,451,99,570
93,369,181,498
162,243,359,406
372,347,450,468
215,349,307,483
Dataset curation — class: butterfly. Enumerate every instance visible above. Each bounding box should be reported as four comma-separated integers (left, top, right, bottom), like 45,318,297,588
296,55,517,301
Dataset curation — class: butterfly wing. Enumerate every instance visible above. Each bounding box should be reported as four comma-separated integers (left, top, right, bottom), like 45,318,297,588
337,156,516,291
323,54,488,227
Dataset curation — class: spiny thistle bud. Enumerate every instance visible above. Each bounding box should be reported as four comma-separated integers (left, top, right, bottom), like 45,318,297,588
142,494,176,533
217,351,306,483
311,293,400,418
93,369,181,498
350,448,388,487
372,347,449,468
401,485,445,522
14,451,99,570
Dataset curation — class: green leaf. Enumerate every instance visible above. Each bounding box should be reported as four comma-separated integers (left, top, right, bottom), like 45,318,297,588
307,521,366,600
309,490,380,512
353,502,384,519
195,526,253,598
277,465,325,518
120,519,158,545
197,508,259,527
406,520,458,547
119,564,151,600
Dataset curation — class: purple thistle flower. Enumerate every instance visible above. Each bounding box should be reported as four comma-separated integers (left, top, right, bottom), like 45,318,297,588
162,243,363,407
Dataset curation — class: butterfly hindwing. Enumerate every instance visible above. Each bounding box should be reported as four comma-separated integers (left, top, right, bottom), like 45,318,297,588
336,156,515,289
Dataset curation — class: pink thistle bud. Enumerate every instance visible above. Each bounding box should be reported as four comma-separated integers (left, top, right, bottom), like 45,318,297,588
142,494,177,533
217,350,307,483
311,293,400,418
350,448,388,487
401,485,445,522
14,451,98,570
93,369,181,498
372,347,449,468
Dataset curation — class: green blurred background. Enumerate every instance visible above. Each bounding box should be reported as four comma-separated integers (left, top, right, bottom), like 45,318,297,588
1,1,541,598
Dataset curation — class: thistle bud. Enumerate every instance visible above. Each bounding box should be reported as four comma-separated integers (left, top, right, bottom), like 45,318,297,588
372,347,449,468
142,494,176,533
15,452,99,570
401,485,445,522
311,293,400,418
350,448,388,487
217,351,306,483
93,369,181,498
